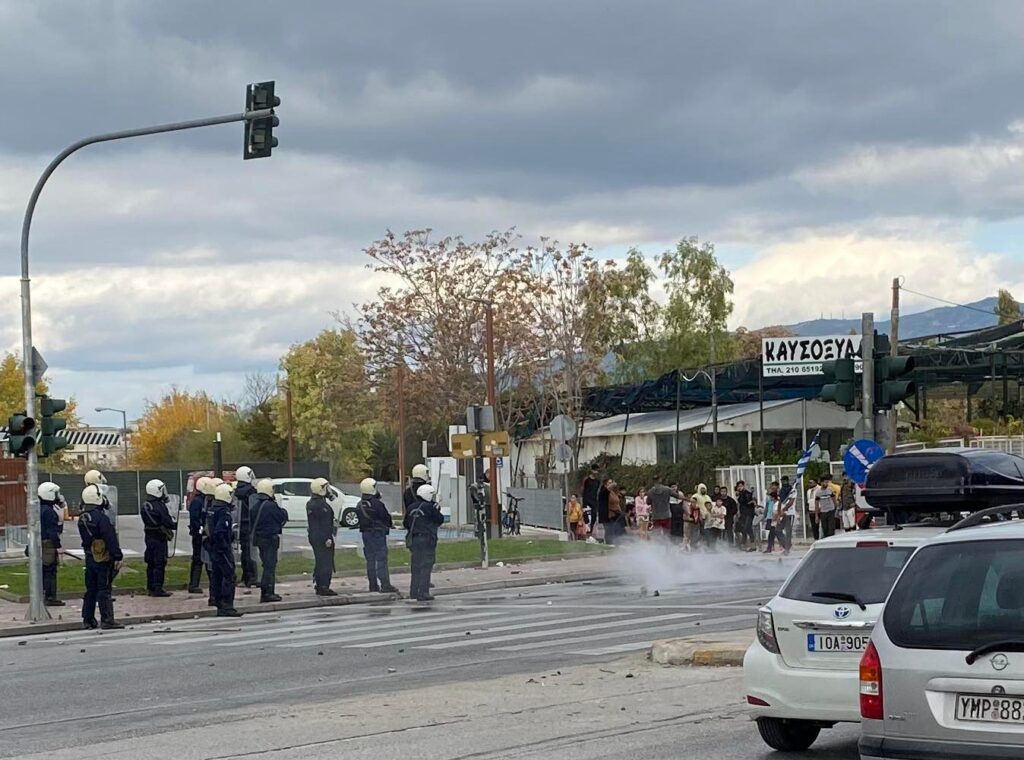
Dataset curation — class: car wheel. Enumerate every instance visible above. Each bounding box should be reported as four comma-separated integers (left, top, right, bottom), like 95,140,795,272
756,718,821,752
341,509,359,529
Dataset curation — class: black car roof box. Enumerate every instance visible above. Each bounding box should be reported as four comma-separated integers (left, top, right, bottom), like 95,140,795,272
863,448,1024,513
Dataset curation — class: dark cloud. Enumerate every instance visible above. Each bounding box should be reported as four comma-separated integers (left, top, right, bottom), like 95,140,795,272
5,1,1024,194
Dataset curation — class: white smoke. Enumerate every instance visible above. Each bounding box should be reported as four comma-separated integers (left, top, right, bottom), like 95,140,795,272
610,535,801,592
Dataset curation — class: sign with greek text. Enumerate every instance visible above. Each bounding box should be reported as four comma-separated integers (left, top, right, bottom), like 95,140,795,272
761,335,863,377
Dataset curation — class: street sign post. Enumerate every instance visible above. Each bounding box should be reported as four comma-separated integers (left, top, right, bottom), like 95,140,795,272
549,414,577,442
844,438,886,485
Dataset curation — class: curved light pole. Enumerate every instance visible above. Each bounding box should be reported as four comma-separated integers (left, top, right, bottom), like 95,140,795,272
20,96,277,621
95,407,128,466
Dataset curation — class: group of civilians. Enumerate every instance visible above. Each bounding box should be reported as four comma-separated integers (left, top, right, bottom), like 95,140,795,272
566,465,863,551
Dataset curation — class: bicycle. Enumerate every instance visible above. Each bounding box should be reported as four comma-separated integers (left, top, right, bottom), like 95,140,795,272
503,492,523,536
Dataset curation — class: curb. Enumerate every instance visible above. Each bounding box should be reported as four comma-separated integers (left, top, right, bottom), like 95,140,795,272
0,569,610,639
0,551,608,603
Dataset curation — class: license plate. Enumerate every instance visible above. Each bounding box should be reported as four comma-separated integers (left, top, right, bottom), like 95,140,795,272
956,695,1024,724
806,633,870,653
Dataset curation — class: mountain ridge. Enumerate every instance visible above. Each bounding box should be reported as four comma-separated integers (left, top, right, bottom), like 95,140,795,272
782,296,999,339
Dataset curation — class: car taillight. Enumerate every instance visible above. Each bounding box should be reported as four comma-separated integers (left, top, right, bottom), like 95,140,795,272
757,607,780,654
860,641,883,720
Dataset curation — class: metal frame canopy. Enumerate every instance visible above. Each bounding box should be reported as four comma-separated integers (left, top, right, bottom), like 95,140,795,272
580,319,1024,418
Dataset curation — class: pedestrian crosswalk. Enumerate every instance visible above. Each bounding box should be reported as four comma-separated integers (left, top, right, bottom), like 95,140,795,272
6,593,757,659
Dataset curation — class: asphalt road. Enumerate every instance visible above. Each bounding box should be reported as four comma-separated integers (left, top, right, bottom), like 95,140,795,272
0,576,796,758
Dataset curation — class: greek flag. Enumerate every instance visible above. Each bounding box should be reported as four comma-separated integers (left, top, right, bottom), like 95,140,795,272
787,431,821,507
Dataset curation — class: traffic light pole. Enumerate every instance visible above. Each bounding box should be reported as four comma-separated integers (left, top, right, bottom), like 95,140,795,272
19,106,274,621
861,313,875,440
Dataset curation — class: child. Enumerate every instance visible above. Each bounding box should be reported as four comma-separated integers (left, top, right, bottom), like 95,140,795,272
708,497,727,548
634,488,651,539
751,502,766,553
566,495,583,541
684,496,701,551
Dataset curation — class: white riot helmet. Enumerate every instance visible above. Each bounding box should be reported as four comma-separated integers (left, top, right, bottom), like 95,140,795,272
210,478,224,489
195,476,212,496
84,469,106,486
235,466,255,484
214,482,234,503
359,477,377,495
81,484,106,507
256,478,275,497
38,482,61,502
417,483,436,502
311,477,338,499
412,464,429,481
146,479,168,501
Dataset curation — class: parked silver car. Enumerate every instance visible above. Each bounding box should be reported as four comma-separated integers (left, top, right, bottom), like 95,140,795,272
860,515,1024,759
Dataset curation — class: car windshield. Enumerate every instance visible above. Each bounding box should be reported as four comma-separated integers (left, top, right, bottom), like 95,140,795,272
780,545,915,606
884,539,1024,651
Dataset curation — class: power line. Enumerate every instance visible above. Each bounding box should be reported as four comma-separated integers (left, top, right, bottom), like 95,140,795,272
899,285,996,316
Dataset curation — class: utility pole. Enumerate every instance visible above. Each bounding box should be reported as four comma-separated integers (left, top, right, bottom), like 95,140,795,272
17,86,280,622
887,278,900,452
482,302,500,540
285,383,295,477
397,361,407,487
862,313,875,440
710,332,719,447
213,432,223,480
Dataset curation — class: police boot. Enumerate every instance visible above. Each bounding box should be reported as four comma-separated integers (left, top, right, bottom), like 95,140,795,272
188,565,203,594
261,593,282,603
316,587,338,597
100,620,125,630
83,618,99,630
148,589,173,598
45,598,66,607
217,606,243,617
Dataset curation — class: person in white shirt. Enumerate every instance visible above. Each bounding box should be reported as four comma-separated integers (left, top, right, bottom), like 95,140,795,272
806,482,820,540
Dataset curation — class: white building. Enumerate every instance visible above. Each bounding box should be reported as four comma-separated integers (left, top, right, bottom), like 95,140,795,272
513,399,859,486
63,427,129,469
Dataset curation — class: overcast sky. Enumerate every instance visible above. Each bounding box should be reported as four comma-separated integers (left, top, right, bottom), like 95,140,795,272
3,1,1024,424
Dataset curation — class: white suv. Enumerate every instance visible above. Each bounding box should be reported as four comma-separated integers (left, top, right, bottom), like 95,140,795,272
744,527,942,751
860,515,1024,759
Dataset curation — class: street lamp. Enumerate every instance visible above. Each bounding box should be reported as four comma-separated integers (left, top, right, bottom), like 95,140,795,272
95,407,129,466
18,84,279,621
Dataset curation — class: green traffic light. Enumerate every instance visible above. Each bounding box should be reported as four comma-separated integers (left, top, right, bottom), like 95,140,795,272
875,355,916,409
37,396,68,458
820,358,857,409
7,411,36,457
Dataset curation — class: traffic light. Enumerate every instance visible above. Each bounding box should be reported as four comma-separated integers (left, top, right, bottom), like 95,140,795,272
7,412,35,457
820,358,857,409
244,81,280,160
37,396,68,458
876,355,916,410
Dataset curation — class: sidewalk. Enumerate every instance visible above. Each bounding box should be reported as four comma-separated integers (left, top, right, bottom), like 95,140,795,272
0,553,612,637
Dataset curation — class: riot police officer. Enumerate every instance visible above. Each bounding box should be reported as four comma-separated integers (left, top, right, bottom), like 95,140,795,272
207,482,241,617
251,478,288,602
404,484,445,602
187,476,210,594
357,478,398,594
306,478,338,596
403,464,429,515
78,484,123,629
233,466,258,587
141,479,176,597
38,482,65,606
202,477,224,607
